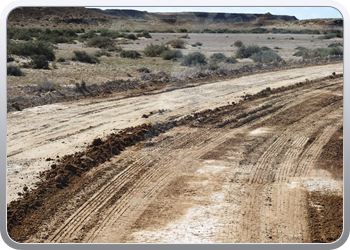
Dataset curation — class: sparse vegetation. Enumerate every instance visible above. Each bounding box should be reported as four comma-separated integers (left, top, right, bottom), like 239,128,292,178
160,50,183,60
250,50,282,63
7,65,24,76
235,45,261,59
72,50,99,64
7,41,56,61
120,50,141,59
234,40,243,47
143,44,169,57
86,36,115,49
181,52,207,66
168,39,185,48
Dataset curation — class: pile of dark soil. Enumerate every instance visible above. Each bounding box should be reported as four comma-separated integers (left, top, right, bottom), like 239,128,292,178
7,122,177,242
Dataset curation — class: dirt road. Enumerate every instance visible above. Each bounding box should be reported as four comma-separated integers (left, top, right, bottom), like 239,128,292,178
7,63,343,243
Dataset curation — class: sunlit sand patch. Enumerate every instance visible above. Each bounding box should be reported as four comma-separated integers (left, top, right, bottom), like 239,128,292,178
250,127,273,135
12,104,67,115
130,191,226,243
196,160,227,174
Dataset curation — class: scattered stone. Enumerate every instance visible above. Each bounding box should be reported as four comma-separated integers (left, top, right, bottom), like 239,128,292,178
80,155,94,162
34,201,41,207
51,164,57,169
92,138,102,146
23,186,28,192
55,174,64,183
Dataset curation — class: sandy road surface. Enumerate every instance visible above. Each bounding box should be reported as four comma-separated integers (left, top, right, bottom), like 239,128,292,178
7,63,342,203
7,63,343,243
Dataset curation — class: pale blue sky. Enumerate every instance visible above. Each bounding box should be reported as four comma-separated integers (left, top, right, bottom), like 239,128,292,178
89,7,342,20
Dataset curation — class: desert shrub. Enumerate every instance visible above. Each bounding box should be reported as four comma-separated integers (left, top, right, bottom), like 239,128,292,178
94,50,112,57
100,29,121,38
36,81,57,92
328,42,343,48
137,31,152,38
137,67,150,73
195,42,203,46
143,44,169,57
181,52,207,66
7,65,24,76
86,36,115,49
210,53,227,63
178,28,188,33
201,62,219,70
72,50,99,64
126,34,137,40
27,55,50,69
7,41,55,61
235,45,261,59
224,57,238,64
57,57,66,62
7,57,15,62
120,50,141,59
160,50,183,60
301,47,343,59
168,39,185,48
250,50,282,63
293,46,308,56
260,46,271,51
79,30,97,40
234,40,244,47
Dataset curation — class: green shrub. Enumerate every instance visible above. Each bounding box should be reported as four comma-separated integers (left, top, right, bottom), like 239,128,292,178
143,44,169,57
181,52,207,66
7,65,24,76
72,50,99,64
250,50,282,63
79,30,97,40
137,31,152,38
28,55,50,69
86,36,115,49
8,41,55,61
210,53,227,61
235,45,261,59
94,50,112,57
57,57,66,62
120,50,141,59
126,34,137,40
160,50,183,60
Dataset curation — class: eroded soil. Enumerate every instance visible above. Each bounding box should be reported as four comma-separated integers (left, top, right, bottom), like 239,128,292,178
7,64,343,243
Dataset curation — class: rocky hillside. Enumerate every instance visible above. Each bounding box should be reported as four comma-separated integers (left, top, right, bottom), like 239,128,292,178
7,7,341,31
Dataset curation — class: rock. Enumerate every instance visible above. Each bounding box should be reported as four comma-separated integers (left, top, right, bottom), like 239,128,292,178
55,174,64,183
23,186,28,192
92,138,102,146
111,147,119,155
34,201,41,207
51,164,57,169
11,103,21,111
65,164,78,173
80,155,94,162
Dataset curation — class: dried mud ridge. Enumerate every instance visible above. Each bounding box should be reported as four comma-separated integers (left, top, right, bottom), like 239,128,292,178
7,56,342,113
7,72,343,242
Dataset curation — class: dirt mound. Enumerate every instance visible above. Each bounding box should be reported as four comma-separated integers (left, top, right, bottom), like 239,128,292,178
7,122,176,242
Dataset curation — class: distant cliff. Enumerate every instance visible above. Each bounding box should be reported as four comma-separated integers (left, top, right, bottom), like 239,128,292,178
7,7,341,31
